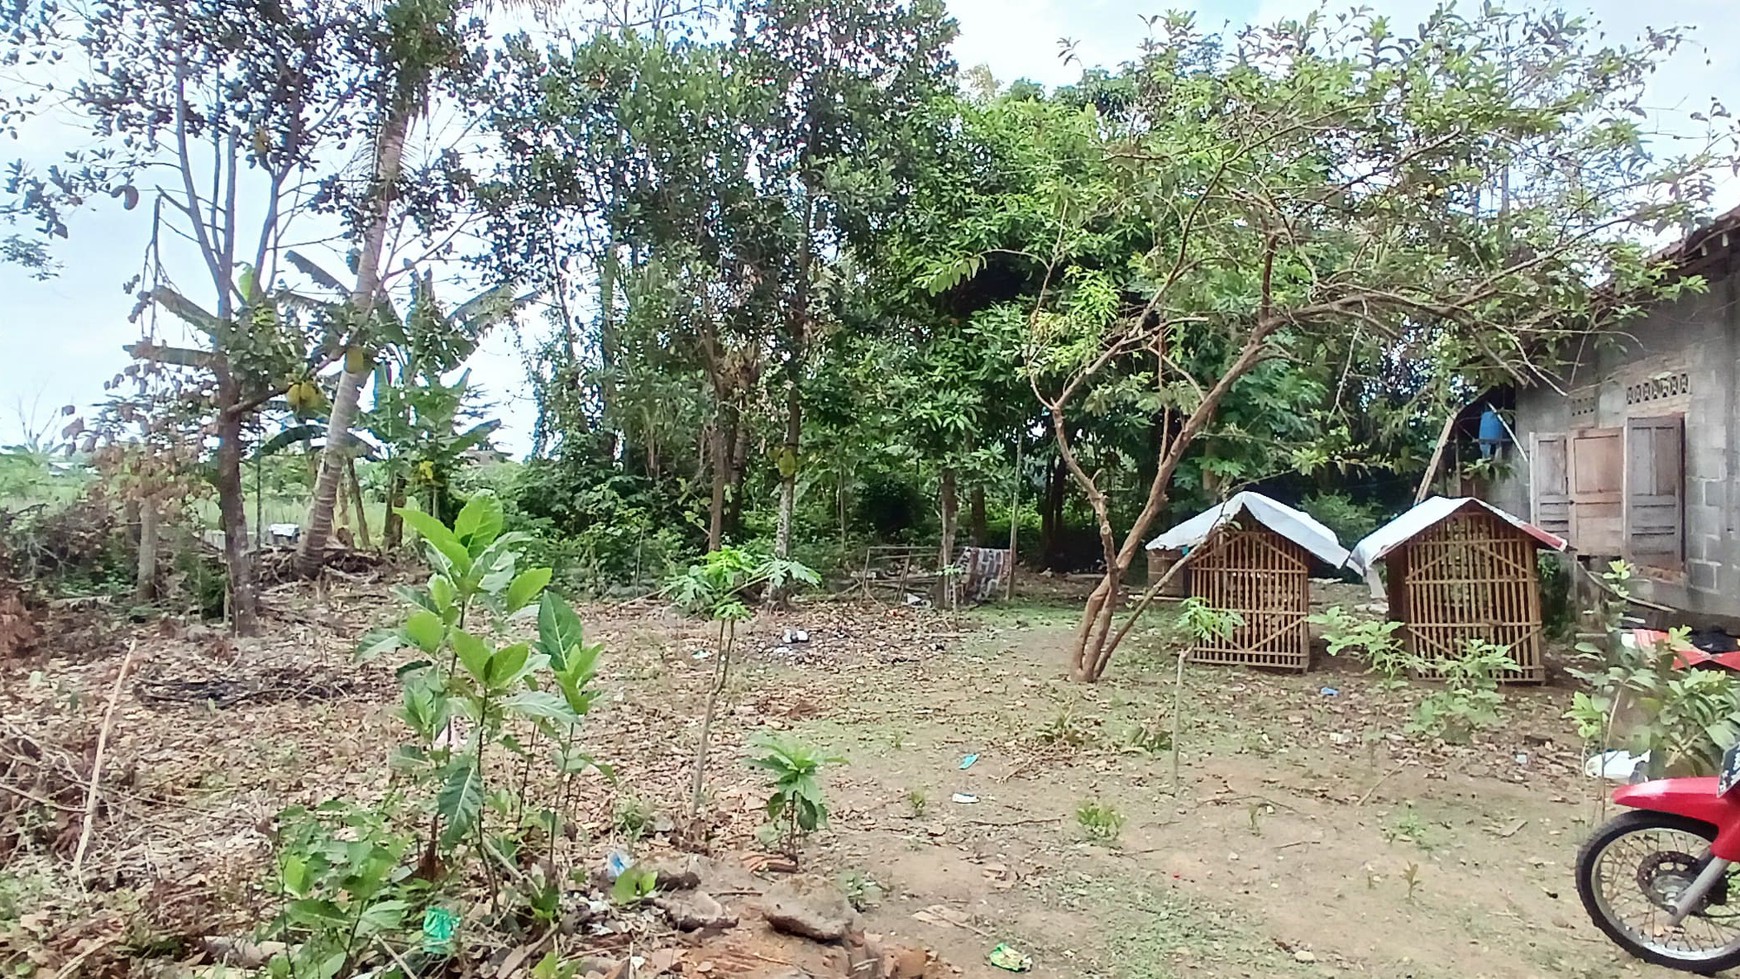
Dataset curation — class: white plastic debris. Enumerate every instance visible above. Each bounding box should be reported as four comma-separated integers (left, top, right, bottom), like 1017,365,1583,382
782,628,810,644
1584,749,1650,781
951,793,979,804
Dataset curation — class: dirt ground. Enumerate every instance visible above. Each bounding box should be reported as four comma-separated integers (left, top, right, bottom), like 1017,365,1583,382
0,572,1694,978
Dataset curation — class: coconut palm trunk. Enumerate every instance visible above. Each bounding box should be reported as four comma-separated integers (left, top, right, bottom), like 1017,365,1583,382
295,106,409,577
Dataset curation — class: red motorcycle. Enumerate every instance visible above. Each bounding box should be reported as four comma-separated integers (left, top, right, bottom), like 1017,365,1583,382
1577,749,1740,973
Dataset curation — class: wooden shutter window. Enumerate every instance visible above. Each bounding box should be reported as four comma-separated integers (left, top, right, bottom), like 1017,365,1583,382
1625,414,1685,569
1568,427,1623,555
1531,433,1570,538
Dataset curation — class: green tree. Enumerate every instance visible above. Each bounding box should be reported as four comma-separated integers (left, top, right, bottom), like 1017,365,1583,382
927,8,1737,680
296,0,521,576
3,0,381,633
726,0,957,584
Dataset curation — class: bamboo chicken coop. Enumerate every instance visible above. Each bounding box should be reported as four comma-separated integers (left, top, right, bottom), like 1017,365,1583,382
1147,492,1352,671
1350,497,1567,684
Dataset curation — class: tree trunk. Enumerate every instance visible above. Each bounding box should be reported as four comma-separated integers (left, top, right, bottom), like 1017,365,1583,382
1070,574,1123,680
383,471,405,549
770,186,813,603
1040,457,1066,569
1006,432,1023,600
969,484,987,547
215,387,259,635
838,471,849,556
296,100,411,577
726,421,749,540
134,494,159,604
336,464,352,538
707,417,729,552
347,457,371,549
774,382,800,563
1060,325,1277,680
938,466,958,602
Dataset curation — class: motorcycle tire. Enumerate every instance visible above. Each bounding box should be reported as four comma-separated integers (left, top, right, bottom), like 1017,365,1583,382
1576,809,1740,975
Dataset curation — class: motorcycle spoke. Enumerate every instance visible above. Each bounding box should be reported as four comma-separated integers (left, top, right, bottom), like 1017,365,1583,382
1593,827,1740,960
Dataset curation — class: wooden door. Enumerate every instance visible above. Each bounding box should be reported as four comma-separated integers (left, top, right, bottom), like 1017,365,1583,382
1625,415,1684,570
1568,427,1622,555
1530,433,1570,538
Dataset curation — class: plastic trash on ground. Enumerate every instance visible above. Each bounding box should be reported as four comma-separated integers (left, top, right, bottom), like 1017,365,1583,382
959,753,979,770
1584,749,1650,781
988,943,1032,972
951,792,979,804
421,906,458,954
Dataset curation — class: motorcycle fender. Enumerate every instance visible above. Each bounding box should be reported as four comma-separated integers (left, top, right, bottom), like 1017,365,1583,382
1615,778,1740,860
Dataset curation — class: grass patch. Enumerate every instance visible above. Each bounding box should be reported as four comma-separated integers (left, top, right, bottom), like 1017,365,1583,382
1062,873,1320,978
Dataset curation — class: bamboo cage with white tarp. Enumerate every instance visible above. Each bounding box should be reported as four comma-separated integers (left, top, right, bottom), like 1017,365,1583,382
1147,492,1351,671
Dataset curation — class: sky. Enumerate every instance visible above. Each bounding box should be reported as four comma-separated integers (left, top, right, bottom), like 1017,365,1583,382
2,0,1737,455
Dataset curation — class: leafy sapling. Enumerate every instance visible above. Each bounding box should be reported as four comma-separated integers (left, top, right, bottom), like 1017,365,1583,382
664,547,819,816
1308,606,1409,687
748,732,843,858
356,492,604,886
1169,598,1246,791
1076,799,1126,843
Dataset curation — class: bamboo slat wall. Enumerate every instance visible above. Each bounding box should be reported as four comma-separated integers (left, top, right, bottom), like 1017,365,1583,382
1383,509,1546,684
1188,526,1311,671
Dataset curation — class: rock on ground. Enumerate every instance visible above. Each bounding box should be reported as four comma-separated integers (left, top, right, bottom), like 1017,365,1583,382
759,879,858,943
651,889,738,931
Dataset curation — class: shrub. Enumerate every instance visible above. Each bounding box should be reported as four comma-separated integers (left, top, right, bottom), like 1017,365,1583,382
748,733,843,856
1308,606,1409,685
1300,491,1384,549
497,458,701,594
1537,552,1574,639
1408,639,1511,742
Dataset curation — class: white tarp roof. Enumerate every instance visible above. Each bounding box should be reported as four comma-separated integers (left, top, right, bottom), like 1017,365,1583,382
1347,496,1568,574
1145,491,1351,569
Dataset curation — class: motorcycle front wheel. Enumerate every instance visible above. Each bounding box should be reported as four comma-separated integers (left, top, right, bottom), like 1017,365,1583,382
1576,810,1740,974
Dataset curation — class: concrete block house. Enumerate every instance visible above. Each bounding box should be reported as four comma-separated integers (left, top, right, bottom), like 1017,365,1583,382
1485,205,1740,623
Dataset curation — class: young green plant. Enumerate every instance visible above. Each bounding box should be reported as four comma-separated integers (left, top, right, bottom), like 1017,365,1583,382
1171,597,1245,791
1568,565,1740,778
748,733,844,858
664,546,819,815
358,492,603,893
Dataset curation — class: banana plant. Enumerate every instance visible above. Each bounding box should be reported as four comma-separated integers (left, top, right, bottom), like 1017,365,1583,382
284,253,527,544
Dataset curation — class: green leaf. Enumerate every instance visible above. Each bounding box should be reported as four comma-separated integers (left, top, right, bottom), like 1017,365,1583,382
437,758,484,847
552,745,612,776
354,628,404,663
611,865,658,906
286,249,348,293
286,899,350,929
505,567,553,614
404,610,445,654
392,584,439,615
538,593,585,668
454,493,505,555
484,643,534,691
500,690,582,725
429,575,457,615
356,899,411,937
397,507,471,573
280,855,311,898
150,287,221,333
451,629,492,683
